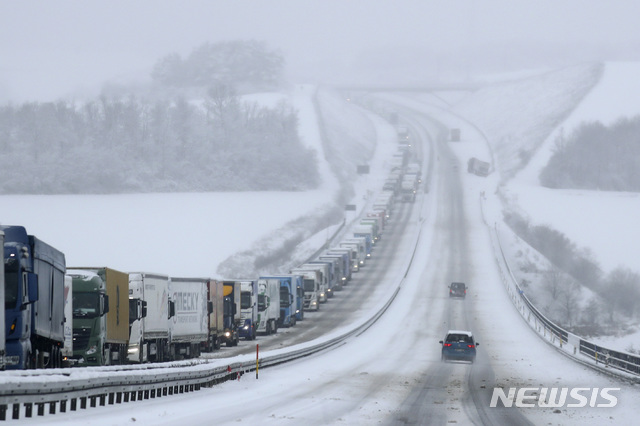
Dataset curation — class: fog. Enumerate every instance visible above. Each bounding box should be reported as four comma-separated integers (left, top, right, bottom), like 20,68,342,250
1,0,639,101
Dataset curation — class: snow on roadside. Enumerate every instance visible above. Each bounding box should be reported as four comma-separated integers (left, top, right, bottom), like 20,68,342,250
217,85,396,278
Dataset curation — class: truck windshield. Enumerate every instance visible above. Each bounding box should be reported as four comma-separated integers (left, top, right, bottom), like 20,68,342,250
241,291,252,309
303,279,315,292
73,293,101,318
5,270,18,309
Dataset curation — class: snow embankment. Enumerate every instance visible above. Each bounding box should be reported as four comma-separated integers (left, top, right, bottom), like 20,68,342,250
217,85,395,278
453,63,602,181
505,62,640,274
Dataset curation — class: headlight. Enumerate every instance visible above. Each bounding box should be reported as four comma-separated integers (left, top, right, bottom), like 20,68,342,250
224,331,231,337
86,346,97,355
128,347,139,354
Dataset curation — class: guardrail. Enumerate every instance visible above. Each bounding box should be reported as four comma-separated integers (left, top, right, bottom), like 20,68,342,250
0,188,428,423
482,196,640,382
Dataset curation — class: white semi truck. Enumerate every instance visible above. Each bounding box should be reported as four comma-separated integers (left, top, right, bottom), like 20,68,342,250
256,278,281,334
127,273,175,363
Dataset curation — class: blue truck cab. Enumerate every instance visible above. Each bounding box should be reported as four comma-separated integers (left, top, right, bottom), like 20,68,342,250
2,225,66,369
260,276,298,328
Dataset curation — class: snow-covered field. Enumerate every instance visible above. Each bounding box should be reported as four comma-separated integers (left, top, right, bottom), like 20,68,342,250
0,85,393,279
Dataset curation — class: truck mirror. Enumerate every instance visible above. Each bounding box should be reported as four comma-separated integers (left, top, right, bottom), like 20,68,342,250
169,300,176,319
207,301,213,314
141,301,148,319
102,294,110,315
27,273,39,304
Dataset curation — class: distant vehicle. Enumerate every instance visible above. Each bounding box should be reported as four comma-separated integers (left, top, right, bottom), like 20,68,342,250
467,157,490,177
0,231,4,371
289,268,320,311
206,279,224,350
397,126,410,142
400,180,416,203
440,330,478,363
221,281,241,346
449,282,467,298
256,278,281,334
127,273,175,363
169,277,210,359
239,280,258,340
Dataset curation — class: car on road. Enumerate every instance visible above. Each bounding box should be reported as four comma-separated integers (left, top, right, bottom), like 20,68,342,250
440,330,478,363
449,282,467,298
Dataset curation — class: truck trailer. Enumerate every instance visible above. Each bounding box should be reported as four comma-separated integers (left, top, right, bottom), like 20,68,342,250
206,279,224,350
169,277,210,359
0,231,4,370
309,259,338,293
68,267,130,366
2,225,66,369
326,249,353,282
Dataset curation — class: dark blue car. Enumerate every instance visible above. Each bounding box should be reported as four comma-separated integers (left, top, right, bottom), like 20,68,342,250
440,330,478,363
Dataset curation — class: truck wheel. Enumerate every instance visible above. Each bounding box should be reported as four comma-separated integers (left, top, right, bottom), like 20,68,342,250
266,322,272,335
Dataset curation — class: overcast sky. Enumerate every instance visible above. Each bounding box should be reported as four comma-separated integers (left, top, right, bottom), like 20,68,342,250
1,0,639,102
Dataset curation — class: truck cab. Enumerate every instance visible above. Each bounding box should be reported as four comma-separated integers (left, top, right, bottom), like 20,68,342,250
352,229,373,258
221,281,241,347
239,280,258,340
67,270,110,366
256,278,281,334
289,268,320,312
2,225,65,370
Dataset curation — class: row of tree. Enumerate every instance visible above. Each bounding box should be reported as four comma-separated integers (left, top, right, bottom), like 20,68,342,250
0,85,319,194
151,40,285,93
540,116,640,191
505,211,640,333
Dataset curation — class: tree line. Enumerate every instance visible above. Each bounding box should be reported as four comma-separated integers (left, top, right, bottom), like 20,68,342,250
0,87,319,194
0,40,319,194
540,116,640,191
504,210,640,334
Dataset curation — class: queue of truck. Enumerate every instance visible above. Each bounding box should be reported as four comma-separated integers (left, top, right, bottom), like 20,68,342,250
1,209,393,370
1,122,420,370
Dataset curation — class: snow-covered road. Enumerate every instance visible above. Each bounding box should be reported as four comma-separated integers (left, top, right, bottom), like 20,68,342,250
8,92,640,426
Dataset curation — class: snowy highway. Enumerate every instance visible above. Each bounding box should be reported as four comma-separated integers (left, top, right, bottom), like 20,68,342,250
11,95,640,426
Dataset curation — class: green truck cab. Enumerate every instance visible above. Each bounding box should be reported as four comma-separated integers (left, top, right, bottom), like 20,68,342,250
69,268,130,366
